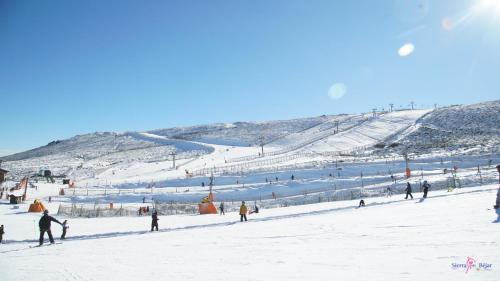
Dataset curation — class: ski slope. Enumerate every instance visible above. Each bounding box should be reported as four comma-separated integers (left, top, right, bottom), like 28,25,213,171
306,109,430,152
1,184,498,281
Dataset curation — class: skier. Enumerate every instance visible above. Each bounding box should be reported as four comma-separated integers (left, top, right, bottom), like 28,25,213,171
61,220,69,239
422,180,431,198
0,225,4,244
494,187,500,223
38,209,62,245
219,202,225,215
151,210,159,231
249,203,259,214
386,187,393,197
358,200,365,207
239,201,248,222
405,182,413,199
291,175,295,181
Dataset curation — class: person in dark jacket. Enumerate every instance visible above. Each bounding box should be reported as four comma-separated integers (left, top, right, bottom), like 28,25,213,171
494,187,500,223
39,209,62,245
422,181,431,198
405,182,413,199
151,210,159,231
61,220,69,239
219,202,225,215
358,200,365,207
0,225,4,244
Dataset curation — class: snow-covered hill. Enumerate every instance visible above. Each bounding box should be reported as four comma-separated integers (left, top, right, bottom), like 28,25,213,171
1,100,498,184
381,100,500,154
149,115,338,146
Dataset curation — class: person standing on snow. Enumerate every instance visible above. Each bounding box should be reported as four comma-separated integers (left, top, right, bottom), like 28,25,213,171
39,209,62,245
151,210,159,231
386,187,393,197
494,187,500,223
0,225,4,244
61,220,69,239
422,181,431,198
219,202,225,215
405,182,413,199
239,201,248,222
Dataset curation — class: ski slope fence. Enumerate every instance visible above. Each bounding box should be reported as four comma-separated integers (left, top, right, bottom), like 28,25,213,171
191,146,371,177
56,165,497,218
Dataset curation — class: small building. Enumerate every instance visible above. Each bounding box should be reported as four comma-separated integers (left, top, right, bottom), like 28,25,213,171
0,168,8,183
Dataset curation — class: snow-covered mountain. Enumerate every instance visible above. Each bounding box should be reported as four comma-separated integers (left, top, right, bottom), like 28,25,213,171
1,100,498,182
149,115,337,146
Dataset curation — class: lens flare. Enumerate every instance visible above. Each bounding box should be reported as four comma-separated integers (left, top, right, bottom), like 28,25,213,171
328,83,347,100
398,43,415,57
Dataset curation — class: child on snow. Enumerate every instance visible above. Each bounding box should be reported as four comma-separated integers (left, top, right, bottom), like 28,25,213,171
151,210,159,231
358,200,365,207
61,220,69,239
422,181,431,198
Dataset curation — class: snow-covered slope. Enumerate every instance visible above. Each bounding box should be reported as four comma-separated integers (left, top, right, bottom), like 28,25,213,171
383,100,500,154
149,115,337,146
305,109,431,152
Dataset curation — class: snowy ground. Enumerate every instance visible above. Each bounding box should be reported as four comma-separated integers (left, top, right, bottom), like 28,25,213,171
1,184,498,281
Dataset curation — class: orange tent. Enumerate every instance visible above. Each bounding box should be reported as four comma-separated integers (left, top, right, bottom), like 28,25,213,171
198,187,217,214
28,199,46,213
198,202,218,214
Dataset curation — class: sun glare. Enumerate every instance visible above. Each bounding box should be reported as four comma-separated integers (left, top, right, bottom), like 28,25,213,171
473,0,500,15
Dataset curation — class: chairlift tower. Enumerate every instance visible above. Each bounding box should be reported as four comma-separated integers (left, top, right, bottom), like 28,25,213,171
258,136,265,157
170,151,176,169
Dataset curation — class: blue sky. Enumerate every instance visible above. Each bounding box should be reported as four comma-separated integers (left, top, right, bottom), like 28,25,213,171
1,0,499,155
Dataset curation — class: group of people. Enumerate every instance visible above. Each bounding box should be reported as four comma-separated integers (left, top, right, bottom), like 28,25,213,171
404,180,431,199
359,180,432,208
238,201,258,221
0,210,70,246
38,209,69,246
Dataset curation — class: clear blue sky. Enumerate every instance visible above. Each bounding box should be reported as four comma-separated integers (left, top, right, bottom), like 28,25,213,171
1,0,499,155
